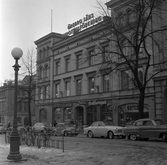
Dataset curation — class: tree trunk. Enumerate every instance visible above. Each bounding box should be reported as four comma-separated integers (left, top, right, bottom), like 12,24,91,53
28,90,32,126
138,87,146,119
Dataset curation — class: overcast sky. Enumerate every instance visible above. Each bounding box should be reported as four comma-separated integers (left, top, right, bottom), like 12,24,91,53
0,0,108,84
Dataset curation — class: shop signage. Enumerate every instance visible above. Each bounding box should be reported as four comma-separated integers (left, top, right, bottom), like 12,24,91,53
54,103,72,108
65,13,102,36
88,100,106,106
126,104,148,112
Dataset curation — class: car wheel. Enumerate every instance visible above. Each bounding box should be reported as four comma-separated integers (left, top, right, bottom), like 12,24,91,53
162,134,167,142
64,131,68,137
130,134,137,141
87,131,94,138
108,131,114,139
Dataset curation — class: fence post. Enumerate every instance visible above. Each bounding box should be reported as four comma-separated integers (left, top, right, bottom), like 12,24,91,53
37,134,41,148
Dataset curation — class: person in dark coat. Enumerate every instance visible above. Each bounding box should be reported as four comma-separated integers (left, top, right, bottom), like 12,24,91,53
53,120,57,127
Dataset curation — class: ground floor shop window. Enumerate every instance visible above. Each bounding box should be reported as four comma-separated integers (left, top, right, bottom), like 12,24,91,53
39,109,47,122
118,104,149,126
87,106,97,126
101,105,113,121
63,107,71,123
54,108,61,123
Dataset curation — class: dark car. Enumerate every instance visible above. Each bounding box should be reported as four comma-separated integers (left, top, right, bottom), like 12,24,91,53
123,118,167,142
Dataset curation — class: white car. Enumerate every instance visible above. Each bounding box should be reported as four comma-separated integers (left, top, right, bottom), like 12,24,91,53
84,121,125,139
32,123,51,133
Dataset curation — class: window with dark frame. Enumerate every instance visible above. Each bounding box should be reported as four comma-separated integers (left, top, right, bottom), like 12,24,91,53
103,74,110,91
55,83,60,98
121,71,129,90
76,79,82,95
88,49,95,66
89,77,95,93
65,81,70,96
55,61,60,75
65,58,70,72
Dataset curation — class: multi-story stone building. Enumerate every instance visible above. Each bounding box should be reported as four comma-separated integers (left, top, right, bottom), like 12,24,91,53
0,76,36,126
34,0,167,126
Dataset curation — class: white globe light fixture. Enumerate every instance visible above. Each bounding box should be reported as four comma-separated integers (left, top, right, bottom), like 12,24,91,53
11,47,23,59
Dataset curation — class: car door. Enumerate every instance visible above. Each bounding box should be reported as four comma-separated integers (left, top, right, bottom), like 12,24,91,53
96,122,106,137
126,121,141,136
91,122,99,136
140,120,157,138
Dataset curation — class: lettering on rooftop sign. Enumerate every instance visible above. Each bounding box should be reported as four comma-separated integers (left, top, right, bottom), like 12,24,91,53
65,13,102,36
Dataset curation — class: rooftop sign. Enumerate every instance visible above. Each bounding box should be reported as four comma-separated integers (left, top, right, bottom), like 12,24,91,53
65,13,102,36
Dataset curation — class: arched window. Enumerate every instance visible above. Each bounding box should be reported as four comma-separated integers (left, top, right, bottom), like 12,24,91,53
39,109,47,122
64,107,71,122
54,108,61,123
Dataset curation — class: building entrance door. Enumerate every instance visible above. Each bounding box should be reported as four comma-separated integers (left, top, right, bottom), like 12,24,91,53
75,106,84,124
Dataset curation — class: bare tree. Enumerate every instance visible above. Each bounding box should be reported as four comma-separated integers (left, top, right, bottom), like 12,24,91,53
19,48,37,126
86,0,167,118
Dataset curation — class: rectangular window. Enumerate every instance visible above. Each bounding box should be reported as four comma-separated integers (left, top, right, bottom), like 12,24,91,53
65,58,70,72
89,77,95,93
24,102,28,112
76,55,82,69
121,71,129,90
103,74,109,91
76,79,81,95
45,85,50,99
39,87,44,99
102,45,110,62
55,83,60,98
17,102,22,112
65,81,70,96
55,61,60,75
89,50,95,66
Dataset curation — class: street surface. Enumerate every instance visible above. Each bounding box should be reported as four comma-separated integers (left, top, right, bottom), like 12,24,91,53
0,134,167,165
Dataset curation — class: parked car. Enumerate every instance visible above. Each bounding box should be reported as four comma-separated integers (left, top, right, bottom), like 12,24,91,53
0,123,6,134
53,123,78,136
84,121,125,139
123,118,167,142
32,123,52,133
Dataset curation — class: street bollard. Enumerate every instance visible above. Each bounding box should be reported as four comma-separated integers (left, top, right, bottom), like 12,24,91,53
37,134,41,148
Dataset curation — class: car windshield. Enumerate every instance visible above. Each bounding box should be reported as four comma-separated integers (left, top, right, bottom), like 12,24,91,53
155,119,164,125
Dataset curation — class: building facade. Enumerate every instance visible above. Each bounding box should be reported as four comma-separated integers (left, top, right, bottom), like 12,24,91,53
0,77,36,126
34,0,167,126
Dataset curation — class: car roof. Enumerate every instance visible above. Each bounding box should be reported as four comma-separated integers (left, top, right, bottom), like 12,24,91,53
135,118,162,122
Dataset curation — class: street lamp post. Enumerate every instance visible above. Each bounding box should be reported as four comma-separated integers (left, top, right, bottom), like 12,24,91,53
7,47,23,161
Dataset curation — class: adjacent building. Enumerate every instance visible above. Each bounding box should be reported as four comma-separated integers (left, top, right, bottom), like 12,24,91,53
0,76,36,126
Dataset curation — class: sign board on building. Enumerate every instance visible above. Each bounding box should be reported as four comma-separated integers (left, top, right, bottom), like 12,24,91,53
88,100,107,106
65,13,102,36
